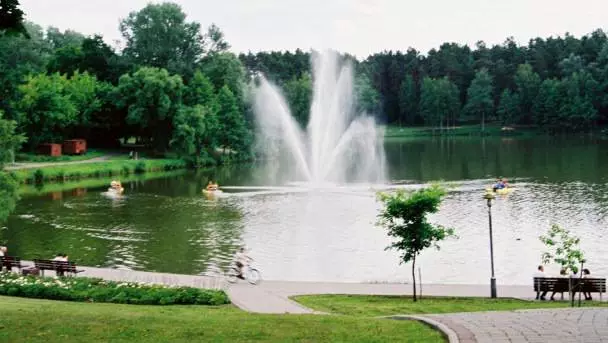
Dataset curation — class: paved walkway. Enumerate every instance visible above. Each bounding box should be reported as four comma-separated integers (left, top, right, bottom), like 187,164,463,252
226,280,533,314
401,308,608,343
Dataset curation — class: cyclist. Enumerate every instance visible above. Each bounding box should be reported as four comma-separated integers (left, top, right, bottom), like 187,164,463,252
234,247,252,279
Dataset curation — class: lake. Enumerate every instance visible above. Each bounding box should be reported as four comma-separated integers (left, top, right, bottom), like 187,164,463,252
4,136,608,285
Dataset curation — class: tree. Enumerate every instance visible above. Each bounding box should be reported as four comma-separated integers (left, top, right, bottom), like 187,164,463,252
13,73,78,148
45,27,84,50
559,71,598,130
399,74,419,125
119,2,205,76
354,73,380,115
0,0,27,37
464,69,494,131
497,89,520,125
539,224,585,274
514,64,541,124
0,112,25,223
183,70,217,108
216,85,250,159
116,67,184,151
171,105,215,165
420,77,460,129
377,185,455,301
532,79,562,127
0,22,50,116
201,52,246,100
205,23,230,55
283,73,312,126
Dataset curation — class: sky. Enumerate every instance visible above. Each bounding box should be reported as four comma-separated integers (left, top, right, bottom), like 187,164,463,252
20,0,608,58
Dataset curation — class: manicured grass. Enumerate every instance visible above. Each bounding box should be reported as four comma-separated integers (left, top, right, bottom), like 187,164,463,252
0,296,444,343
293,295,608,317
11,159,187,184
15,149,107,162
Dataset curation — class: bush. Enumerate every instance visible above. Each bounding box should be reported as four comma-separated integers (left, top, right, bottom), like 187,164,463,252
134,161,147,174
33,169,44,184
0,272,230,306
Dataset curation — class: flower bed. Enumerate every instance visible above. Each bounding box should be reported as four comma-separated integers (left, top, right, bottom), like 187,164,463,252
0,272,230,306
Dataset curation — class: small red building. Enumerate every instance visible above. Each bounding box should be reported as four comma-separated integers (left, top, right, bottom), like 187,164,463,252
63,139,87,155
37,143,62,157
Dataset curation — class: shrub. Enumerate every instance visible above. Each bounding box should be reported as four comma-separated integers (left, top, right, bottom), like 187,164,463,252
134,162,146,174
33,169,44,184
0,272,230,306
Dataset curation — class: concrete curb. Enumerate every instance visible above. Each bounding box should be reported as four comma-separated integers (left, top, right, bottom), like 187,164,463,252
384,315,460,343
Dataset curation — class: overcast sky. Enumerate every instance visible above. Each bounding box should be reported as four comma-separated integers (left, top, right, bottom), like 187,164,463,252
20,0,608,58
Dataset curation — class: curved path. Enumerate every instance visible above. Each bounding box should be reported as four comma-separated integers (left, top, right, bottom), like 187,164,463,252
5,155,114,170
407,308,608,343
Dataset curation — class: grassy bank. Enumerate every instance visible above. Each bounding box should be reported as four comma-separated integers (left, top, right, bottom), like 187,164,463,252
293,295,608,317
18,170,187,196
383,124,540,138
0,296,443,343
11,159,187,184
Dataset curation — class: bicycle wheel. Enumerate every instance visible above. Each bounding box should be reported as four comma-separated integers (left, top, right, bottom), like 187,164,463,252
226,267,239,283
246,268,261,285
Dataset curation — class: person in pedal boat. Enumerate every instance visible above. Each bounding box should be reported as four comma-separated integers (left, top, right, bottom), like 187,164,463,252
492,177,508,192
206,181,219,191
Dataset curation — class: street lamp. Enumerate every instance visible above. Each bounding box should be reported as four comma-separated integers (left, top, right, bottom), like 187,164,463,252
484,191,497,298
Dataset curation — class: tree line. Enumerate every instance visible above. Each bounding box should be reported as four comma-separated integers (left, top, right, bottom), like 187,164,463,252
240,31,608,131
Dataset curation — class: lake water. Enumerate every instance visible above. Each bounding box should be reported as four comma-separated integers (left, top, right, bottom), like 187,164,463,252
4,136,608,285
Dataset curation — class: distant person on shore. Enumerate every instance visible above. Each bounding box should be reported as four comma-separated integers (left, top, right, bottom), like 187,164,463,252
534,265,548,300
0,246,6,257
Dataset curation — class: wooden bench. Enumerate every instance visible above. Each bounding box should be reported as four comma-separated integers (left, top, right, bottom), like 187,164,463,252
1,256,25,272
534,277,606,301
33,259,84,277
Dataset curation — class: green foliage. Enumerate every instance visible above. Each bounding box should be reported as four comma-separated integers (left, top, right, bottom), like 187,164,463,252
377,185,455,301
0,0,27,36
120,2,204,77
497,89,520,125
420,77,460,128
539,224,585,274
514,64,541,124
464,69,494,131
399,74,419,125
0,111,26,165
0,273,229,305
216,85,251,160
116,67,184,151
171,105,216,166
283,73,312,126
201,52,246,100
0,171,18,223
354,73,380,115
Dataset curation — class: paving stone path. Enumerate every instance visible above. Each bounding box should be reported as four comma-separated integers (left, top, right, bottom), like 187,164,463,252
411,308,608,343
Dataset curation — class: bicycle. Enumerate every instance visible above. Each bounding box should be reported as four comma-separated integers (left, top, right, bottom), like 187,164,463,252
226,264,261,285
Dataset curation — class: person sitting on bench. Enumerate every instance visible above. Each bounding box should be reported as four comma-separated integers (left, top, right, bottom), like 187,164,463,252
534,265,547,300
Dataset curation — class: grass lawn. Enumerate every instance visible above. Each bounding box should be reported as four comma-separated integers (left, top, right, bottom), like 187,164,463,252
0,296,443,343
11,159,187,184
293,295,608,317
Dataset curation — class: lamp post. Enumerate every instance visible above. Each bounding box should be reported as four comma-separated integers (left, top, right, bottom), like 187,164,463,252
484,192,497,298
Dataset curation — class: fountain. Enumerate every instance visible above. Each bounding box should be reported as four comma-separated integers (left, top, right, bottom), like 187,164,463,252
253,50,386,185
